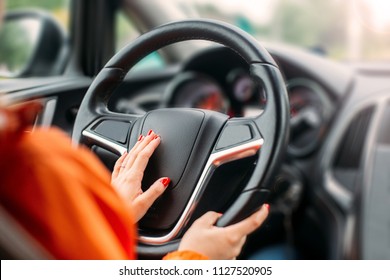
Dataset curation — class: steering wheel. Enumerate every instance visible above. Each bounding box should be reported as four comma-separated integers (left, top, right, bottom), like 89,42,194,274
72,19,289,258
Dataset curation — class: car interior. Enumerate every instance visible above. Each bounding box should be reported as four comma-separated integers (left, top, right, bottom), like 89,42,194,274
0,0,389,260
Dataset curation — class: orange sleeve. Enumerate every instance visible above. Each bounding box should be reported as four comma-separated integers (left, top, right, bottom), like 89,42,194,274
163,251,209,260
0,128,137,259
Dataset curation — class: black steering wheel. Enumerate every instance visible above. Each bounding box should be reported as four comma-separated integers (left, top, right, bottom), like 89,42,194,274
72,19,289,258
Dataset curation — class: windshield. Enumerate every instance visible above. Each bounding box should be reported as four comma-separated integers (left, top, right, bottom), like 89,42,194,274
133,0,390,62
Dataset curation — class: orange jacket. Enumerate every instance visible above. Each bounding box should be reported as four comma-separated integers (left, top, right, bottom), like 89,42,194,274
0,128,207,260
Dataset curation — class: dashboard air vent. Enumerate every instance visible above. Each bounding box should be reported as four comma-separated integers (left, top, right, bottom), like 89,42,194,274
333,106,374,191
334,106,374,169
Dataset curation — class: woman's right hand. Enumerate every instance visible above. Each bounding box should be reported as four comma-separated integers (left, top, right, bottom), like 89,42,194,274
178,204,269,260
111,130,170,223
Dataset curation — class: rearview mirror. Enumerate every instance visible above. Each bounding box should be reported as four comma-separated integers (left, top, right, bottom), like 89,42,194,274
0,10,66,78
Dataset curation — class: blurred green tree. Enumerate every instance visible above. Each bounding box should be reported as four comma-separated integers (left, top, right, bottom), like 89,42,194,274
6,0,66,10
272,0,348,58
0,21,31,74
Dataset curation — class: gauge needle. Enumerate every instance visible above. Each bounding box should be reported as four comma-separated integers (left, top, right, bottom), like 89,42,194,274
290,107,321,130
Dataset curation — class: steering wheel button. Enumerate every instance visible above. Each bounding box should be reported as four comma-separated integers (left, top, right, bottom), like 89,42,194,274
94,120,130,144
216,124,253,150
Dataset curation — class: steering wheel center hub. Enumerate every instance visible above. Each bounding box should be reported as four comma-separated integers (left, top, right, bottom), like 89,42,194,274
132,108,228,230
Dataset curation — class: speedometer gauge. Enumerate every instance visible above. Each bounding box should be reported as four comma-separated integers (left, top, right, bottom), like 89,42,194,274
227,68,267,117
232,74,254,102
287,78,331,157
228,69,255,102
164,72,228,113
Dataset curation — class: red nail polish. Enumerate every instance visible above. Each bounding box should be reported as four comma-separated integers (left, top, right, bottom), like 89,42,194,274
160,177,171,188
264,203,270,212
153,134,160,140
147,129,153,136
138,135,143,141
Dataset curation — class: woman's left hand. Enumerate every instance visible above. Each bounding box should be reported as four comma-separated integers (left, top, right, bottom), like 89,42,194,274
111,130,170,222
0,101,43,154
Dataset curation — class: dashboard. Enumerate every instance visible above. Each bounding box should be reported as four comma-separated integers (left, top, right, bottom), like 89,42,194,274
113,46,335,159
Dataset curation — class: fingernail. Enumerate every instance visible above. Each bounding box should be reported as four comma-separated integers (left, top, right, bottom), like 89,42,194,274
147,129,153,136
160,177,171,188
138,135,144,141
153,134,160,140
264,203,270,212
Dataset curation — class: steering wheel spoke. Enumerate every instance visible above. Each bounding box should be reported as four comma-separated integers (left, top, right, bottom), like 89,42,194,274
211,137,264,167
81,115,140,155
82,130,128,156
138,132,264,245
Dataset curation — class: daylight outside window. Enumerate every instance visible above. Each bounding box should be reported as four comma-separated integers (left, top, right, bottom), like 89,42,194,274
117,0,389,62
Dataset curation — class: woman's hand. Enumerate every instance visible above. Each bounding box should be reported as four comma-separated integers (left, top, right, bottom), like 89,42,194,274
111,130,170,222
178,204,269,259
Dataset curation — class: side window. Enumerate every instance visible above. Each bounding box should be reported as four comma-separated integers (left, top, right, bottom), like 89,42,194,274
115,11,139,52
0,0,70,78
115,10,165,72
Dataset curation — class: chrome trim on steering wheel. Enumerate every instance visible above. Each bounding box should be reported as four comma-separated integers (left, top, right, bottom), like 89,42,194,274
138,138,264,244
82,130,127,155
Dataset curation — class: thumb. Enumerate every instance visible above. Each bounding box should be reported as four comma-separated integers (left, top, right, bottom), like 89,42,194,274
143,177,170,202
195,211,223,227
132,177,170,221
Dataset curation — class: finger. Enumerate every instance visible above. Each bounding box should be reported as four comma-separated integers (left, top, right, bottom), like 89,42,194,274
130,135,161,172
132,177,170,221
112,151,128,178
128,134,145,154
195,211,223,227
121,135,144,168
124,130,156,169
131,130,155,155
122,134,145,169
225,204,269,236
